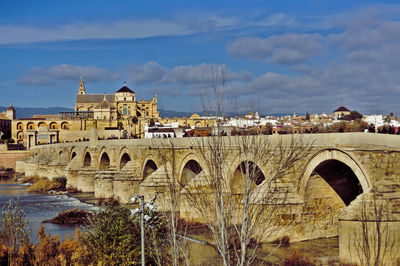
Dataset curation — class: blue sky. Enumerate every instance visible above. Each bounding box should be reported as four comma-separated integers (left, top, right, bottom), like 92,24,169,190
1,0,400,115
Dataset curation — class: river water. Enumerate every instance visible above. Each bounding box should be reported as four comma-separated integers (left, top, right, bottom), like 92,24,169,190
0,180,339,264
0,180,96,242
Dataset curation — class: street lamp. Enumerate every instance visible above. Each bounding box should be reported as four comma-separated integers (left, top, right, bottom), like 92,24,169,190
130,195,145,266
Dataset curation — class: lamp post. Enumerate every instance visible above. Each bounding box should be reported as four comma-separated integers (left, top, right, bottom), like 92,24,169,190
131,195,145,266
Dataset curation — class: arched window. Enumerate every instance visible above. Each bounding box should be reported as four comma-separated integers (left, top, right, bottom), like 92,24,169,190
27,122,35,130
61,122,69,130
50,122,58,129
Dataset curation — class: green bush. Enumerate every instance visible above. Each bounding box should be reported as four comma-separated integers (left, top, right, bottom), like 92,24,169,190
84,202,170,265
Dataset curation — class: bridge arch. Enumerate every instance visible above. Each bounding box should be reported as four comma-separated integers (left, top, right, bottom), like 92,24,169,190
83,152,92,167
179,154,205,187
230,160,267,196
99,151,111,170
299,148,371,205
229,153,268,193
118,147,132,170
69,147,77,160
142,155,158,179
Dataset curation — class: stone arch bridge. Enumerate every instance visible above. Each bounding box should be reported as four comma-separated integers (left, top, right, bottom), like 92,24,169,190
17,132,400,263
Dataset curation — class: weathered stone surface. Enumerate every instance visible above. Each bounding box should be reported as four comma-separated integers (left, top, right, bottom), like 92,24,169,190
339,178,400,265
15,133,400,247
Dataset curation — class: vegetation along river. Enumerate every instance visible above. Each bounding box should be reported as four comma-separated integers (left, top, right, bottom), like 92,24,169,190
0,180,95,242
0,180,339,264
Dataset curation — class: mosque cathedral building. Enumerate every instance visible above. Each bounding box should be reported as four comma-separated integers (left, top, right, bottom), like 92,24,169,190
11,80,159,148
10,79,213,149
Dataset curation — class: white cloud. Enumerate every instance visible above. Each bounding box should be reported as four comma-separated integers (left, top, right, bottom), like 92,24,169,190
127,62,251,86
0,13,242,45
256,13,296,27
227,33,323,64
0,19,190,44
127,62,166,85
18,64,120,86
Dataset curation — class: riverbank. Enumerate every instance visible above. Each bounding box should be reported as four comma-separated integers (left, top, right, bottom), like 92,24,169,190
7,176,340,264
0,180,96,242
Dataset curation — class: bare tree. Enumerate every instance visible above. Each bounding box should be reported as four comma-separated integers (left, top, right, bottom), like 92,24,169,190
0,200,31,263
349,182,399,266
147,65,312,265
183,134,311,266
180,65,312,265
150,140,191,266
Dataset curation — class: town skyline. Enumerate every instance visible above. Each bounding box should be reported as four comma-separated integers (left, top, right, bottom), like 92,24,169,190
1,1,400,115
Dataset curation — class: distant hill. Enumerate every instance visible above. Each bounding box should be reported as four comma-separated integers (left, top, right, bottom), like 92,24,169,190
0,106,74,119
0,106,292,119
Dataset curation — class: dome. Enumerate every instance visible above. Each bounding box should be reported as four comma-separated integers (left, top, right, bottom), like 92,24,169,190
116,81,134,93
334,105,350,112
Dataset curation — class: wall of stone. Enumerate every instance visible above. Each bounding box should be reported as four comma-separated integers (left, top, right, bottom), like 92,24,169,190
21,133,400,244
0,151,30,169
339,220,400,265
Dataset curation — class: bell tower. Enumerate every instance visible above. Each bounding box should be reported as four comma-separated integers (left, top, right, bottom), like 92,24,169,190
6,104,15,120
78,76,86,95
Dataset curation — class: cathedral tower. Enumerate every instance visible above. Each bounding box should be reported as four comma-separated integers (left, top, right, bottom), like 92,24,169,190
6,104,15,120
78,76,86,95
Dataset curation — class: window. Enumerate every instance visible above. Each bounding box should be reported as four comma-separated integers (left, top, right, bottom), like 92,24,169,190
123,104,128,116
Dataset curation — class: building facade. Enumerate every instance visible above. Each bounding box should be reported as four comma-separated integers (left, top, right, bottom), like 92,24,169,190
0,105,14,140
12,80,160,148
75,79,159,120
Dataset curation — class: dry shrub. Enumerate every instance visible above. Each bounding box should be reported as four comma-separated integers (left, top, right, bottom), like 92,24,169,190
0,243,8,265
34,225,60,264
66,187,81,193
16,226,96,265
96,197,120,206
27,178,65,192
282,251,315,266
19,175,39,184
12,240,35,266
43,209,93,225
176,218,210,235
59,230,95,265
272,235,290,248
